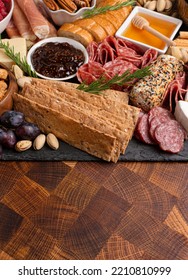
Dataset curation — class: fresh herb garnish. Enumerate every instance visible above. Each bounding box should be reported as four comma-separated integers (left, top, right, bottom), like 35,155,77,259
82,0,136,18
0,39,37,78
77,66,152,94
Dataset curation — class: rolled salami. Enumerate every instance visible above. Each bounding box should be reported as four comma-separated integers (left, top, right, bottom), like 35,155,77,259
129,55,184,112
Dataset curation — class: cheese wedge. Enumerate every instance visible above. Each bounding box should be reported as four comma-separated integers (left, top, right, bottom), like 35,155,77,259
174,100,188,133
0,38,27,69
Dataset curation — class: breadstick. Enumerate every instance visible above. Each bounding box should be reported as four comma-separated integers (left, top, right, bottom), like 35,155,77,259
179,32,188,39
173,38,188,47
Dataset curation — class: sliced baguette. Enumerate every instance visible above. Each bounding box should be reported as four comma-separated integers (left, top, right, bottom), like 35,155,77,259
92,15,116,36
57,23,94,47
74,18,107,42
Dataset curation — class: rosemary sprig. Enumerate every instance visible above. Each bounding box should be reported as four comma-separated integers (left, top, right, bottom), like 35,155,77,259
0,39,37,78
77,66,152,94
82,0,136,18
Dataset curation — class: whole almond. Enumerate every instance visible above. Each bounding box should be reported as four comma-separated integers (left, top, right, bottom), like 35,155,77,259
165,0,172,10
12,65,24,80
15,140,32,152
33,134,46,150
46,133,59,150
180,48,188,63
17,76,32,88
170,46,183,60
156,0,166,12
147,0,157,10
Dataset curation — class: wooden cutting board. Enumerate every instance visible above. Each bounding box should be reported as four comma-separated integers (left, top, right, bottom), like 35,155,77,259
0,161,188,260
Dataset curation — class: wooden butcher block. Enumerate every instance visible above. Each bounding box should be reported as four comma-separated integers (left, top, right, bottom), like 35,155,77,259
0,161,188,260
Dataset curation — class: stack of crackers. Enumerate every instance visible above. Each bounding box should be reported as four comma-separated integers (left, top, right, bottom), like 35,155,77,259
168,31,188,63
13,79,140,162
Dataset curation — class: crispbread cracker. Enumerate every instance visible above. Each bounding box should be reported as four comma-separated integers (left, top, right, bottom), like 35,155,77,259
22,84,130,153
13,93,119,162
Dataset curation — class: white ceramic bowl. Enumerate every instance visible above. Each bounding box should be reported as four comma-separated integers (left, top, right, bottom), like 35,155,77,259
0,0,14,34
41,0,96,26
115,6,183,54
26,37,89,81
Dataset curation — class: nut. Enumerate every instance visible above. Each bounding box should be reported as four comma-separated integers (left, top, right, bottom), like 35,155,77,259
17,76,32,88
15,140,32,152
156,0,166,12
170,46,183,60
165,0,172,10
46,133,59,150
33,134,46,150
12,65,24,80
146,0,157,11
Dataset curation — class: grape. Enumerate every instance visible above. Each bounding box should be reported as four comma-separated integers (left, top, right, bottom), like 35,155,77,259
15,122,41,140
0,128,7,144
2,129,17,149
0,110,25,128
0,144,2,157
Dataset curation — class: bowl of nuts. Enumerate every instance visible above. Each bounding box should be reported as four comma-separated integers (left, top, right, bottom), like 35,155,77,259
0,62,18,116
41,0,96,26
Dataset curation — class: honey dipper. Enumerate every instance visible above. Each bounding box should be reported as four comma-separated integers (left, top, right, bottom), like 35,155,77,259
132,15,174,46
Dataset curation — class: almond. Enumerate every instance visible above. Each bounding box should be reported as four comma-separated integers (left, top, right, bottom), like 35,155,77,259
15,140,32,152
165,0,172,10
33,134,46,150
46,133,59,150
17,76,32,88
146,0,157,11
156,0,166,12
12,65,24,80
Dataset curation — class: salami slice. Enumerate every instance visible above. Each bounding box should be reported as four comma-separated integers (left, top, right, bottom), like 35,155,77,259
149,114,173,141
148,106,174,124
136,113,155,144
154,120,184,153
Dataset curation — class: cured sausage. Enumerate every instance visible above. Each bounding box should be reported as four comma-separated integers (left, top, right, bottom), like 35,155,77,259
154,120,184,153
77,36,158,87
135,113,155,145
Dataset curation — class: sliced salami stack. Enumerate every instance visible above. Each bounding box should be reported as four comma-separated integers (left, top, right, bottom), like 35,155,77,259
134,106,187,153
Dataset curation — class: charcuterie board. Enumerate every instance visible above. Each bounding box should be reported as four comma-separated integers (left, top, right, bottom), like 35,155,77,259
1,137,188,161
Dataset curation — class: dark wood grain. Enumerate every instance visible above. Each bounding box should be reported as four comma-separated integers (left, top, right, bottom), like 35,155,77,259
0,161,188,260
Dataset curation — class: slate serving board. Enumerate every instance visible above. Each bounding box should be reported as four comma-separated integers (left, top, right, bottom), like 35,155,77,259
1,137,188,162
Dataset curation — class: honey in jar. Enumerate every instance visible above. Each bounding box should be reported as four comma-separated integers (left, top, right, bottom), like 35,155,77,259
122,13,177,50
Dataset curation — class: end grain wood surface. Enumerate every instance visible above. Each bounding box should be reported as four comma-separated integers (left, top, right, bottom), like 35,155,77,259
0,161,188,260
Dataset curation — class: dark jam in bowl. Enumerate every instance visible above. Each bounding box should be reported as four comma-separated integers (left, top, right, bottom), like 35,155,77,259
31,42,85,79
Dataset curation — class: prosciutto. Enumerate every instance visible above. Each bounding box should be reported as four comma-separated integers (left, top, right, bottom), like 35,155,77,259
13,0,36,41
6,19,20,39
77,36,158,87
16,0,57,39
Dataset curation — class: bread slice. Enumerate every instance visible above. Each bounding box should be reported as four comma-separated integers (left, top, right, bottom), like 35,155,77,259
57,23,94,47
13,92,120,162
74,18,107,42
98,12,121,30
92,14,116,36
